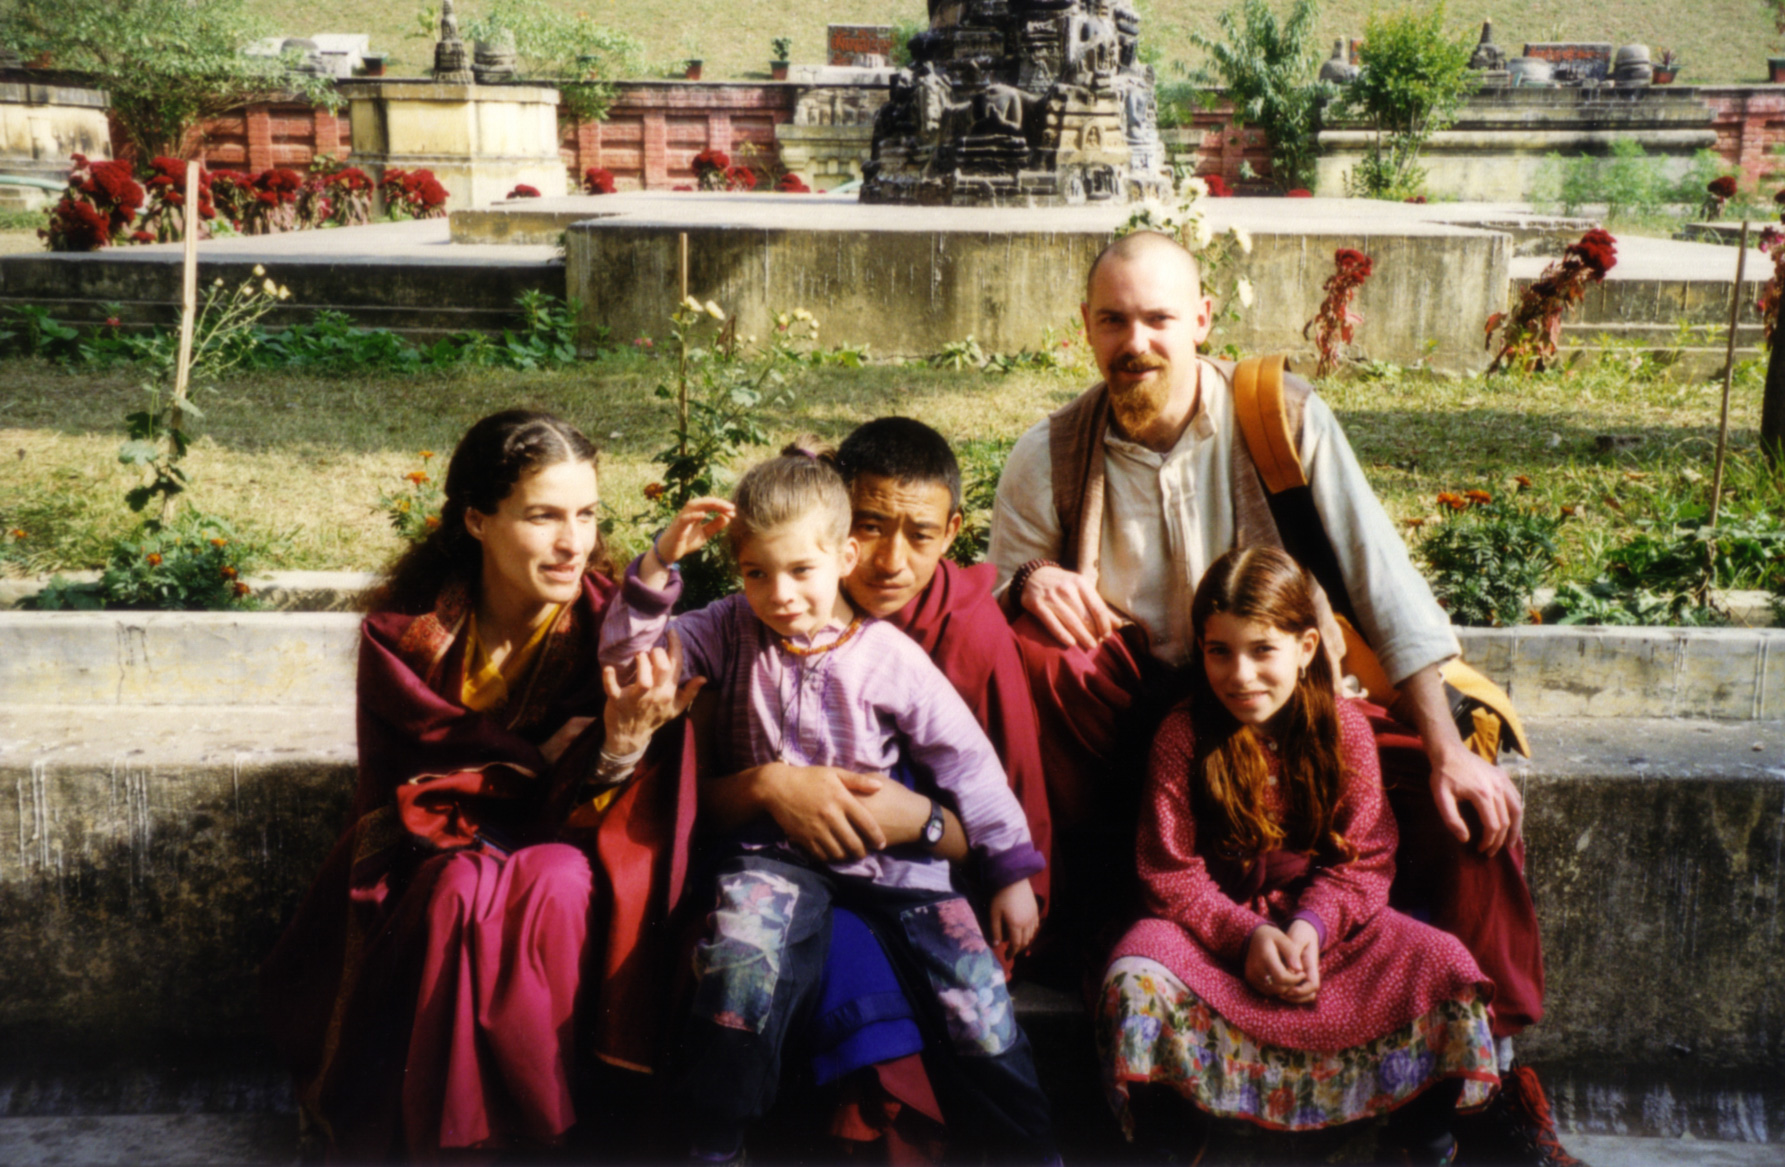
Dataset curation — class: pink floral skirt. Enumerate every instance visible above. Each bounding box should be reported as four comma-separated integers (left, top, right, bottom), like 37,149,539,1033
1098,957,1499,1135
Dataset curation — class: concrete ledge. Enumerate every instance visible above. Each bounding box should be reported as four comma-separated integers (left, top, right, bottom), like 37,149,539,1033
5,611,1782,720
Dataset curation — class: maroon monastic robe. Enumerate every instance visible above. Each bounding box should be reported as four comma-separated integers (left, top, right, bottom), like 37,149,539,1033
879,558,1053,908
261,574,698,1160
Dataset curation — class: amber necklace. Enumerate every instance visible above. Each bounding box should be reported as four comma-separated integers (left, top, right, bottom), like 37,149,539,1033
778,615,864,657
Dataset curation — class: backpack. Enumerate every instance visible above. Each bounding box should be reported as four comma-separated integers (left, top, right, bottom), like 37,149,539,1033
1230,354,1530,762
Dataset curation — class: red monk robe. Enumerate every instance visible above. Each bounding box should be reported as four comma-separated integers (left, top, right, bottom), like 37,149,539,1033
880,557,1053,908
261,574,698,1161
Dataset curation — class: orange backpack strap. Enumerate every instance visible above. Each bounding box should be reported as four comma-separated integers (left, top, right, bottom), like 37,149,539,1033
1231,356,1531,761
1231,353,1306,495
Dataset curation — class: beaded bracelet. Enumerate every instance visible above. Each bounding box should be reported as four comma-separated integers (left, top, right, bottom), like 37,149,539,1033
1006,557,1058,616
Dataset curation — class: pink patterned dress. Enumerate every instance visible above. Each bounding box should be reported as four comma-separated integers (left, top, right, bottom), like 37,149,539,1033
1098,698,1499,1133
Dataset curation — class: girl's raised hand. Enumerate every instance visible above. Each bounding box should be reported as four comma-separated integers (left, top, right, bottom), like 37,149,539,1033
651,497,735,567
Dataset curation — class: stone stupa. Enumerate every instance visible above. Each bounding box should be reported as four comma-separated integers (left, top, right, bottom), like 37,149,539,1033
862,0,1172,206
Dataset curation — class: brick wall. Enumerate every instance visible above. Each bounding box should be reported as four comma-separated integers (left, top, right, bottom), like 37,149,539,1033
562,83,798,189
1700,86,1785,190
202,102,352,172
1166,101,1275,189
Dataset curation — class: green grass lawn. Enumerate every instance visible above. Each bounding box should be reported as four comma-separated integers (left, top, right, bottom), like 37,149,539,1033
1,348,1777,596
271,0,1774,87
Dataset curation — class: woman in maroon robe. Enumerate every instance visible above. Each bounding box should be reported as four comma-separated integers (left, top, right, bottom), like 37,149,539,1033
262,411,701,1161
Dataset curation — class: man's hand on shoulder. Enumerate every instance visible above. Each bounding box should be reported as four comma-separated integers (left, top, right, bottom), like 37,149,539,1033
1429,742,1524,857
1023,564,1120,651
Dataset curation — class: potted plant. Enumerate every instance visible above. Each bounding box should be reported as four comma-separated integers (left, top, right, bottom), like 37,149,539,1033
771,36,791,81
1653,49,1679,84
359,53,388,77
684,58,703,81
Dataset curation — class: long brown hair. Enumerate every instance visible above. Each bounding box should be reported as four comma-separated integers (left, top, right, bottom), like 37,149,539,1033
1187,547,1356,863
367,410,609,614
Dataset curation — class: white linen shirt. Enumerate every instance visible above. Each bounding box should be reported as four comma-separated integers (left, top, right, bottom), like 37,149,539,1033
988,360,1459,683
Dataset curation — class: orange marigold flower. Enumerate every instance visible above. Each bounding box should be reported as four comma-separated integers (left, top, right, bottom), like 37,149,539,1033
233,581,251,596
1404,516,1427,528
420,450,435,460
146,552,163,566
1465,489,1493,505
1560,504,1581,517
1437,492,1467,511
7,528,23,538
643,482,666,501
220,566,237,579
210,537,227,547
1514,475,1532,489
425,515,441,529
407,471,430,485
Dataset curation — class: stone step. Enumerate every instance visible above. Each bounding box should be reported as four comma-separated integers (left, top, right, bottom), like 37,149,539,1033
0,705,1779,1141
4,610,1781,721
0,1112,1775,1164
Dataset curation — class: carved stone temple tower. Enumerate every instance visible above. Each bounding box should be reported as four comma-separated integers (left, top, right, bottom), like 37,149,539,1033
862,0,1171,206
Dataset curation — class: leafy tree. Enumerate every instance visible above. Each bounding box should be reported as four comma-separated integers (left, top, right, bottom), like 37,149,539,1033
1190,0,1331,193
452,1,644,122
0,0,336,162
1340,3,1475,199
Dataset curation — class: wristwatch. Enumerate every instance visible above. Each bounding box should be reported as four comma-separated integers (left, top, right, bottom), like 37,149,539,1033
921,799,947,847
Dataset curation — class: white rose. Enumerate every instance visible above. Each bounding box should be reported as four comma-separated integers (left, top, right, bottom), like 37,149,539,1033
1192,217,1215,249
1236,276,1255,308
1231,226,1253,255
1181,176,1210,200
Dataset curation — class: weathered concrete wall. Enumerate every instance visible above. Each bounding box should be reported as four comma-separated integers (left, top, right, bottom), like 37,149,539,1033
0,248,560,339
1318,87,1718,203
0,77,111,209
341,81,567,210
564,193,1510,372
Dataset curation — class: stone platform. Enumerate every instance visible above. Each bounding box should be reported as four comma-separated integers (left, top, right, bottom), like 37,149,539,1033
554,191,1515,371
1,607,1781,1149
0,220,561,340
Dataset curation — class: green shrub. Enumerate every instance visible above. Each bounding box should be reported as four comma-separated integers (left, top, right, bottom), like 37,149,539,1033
29,511,264,611
947,437,1016,569
1339,2,1475,200
1190,0,1330,193
1417,494,1562,626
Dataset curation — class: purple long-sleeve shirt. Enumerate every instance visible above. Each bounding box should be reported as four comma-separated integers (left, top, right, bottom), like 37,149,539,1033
599,557,1044,894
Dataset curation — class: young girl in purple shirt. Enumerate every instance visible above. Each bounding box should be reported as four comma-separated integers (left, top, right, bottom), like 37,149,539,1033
600,445,1055,1164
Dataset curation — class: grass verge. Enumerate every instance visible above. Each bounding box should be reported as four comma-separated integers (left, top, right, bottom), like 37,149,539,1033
0,349,1778,592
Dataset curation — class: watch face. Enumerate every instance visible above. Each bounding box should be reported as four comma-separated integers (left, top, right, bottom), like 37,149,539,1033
924,806,945,845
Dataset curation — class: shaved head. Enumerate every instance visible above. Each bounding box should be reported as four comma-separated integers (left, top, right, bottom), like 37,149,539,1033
1085,230,1203,302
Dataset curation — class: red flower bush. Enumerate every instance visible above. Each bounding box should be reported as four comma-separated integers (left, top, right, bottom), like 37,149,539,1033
1756,226,1785,348
42,155,144,251
776,173,811,193
140,157,217,243
507,184,542,199
693,148,732,191
584,167,616,194
1485,228,1618,373
321,167,373,227
379,168,450,220
1303,248,1375,377
244,168,304,235
208,170,254,229
1204,174,1232,197
723,164,757,191
1703,174,1739,221
1286,188,1312,197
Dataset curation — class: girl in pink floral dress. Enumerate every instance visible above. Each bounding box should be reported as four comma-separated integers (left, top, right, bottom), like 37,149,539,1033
1098,547,1499,1165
